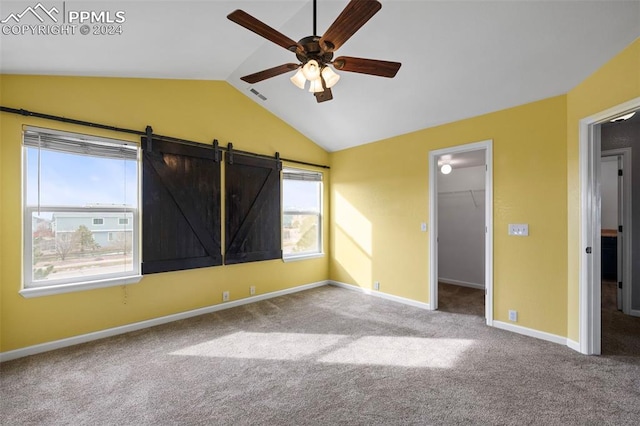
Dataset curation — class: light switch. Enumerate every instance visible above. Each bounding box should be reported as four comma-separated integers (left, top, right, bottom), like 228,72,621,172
508,224,529,236
421,222,428,232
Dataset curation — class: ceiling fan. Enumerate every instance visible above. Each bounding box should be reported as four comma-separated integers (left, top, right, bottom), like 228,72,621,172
227,0,401,103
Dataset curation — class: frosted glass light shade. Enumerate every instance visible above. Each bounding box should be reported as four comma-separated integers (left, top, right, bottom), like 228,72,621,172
290,68,306,90
610,111,636,122
302,60,321,81
308,78,324,93
440,164,452,175
321,67,340,88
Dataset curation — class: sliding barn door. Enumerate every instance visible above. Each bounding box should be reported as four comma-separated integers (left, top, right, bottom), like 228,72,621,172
225,152,281,264
141,137,222,274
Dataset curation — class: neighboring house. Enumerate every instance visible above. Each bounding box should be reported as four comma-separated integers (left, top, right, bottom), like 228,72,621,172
52,211,134,247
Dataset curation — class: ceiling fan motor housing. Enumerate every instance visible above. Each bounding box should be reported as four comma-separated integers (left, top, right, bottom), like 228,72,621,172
296,35,334,66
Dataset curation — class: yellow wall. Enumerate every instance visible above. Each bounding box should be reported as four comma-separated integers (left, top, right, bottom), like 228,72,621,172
330,96,569,337
566,39,640,341
2,38,638,355
0,75,330,352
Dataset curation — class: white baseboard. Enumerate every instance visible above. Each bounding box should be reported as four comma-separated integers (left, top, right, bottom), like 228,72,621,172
438,278,484,290
631,309,640,318
567,339,581,352
493,320,567,346
0,280,329,363
330,281,431,310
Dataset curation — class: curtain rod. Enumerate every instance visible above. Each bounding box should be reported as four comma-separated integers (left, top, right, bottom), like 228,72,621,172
1,106,330,170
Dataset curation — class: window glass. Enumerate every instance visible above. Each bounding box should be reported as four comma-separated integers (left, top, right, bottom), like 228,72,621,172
23,127,139,289
282,168,322,258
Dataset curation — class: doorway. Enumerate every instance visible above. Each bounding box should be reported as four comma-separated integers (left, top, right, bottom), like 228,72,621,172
579,98,640,355
600,149,631,314
429,140,493,325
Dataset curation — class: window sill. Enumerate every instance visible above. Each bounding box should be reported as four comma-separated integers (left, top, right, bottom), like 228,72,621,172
283,253,325,263
20,275,143,299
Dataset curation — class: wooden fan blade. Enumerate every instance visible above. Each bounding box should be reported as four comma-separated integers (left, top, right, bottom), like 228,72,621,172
319,0,381,52
228,10,301,52
333,56,401,78
240,63,300,84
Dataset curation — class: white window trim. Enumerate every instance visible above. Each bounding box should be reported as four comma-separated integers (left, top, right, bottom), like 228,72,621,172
20,275,142,298
22,127,140,297
282,252,325,262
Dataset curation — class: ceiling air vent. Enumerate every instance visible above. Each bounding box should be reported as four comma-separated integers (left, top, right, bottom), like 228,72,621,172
249,88,267,101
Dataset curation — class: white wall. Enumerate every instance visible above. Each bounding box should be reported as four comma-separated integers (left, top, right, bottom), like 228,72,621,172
600,156,619,230
438,165,485,288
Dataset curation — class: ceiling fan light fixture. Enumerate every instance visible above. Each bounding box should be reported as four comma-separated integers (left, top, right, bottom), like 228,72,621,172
610,111,636,122
308,78,324,93
290,68,306,89
302,59,321,81
321,66,340,88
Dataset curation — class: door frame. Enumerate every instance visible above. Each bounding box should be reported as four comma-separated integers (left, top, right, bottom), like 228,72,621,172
601,148,632,315
579,97,639,355
429,139,494,325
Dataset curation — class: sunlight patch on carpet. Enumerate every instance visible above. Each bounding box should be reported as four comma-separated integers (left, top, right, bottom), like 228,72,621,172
318,336,475,368
171,331,347,360
171,332,475,368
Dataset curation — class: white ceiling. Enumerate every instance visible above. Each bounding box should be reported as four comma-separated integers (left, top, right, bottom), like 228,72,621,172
1,0,639,152
437,150,485,169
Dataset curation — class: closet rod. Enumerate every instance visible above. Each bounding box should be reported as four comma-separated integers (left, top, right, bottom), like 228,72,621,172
1,106,330,169
438,189,485,195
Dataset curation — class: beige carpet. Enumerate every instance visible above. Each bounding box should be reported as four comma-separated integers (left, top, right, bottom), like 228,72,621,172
438,282,484,317
601,280,640,356
1,285,640,425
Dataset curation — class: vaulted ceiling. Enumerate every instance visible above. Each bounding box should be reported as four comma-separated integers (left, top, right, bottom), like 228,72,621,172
1,1,638,151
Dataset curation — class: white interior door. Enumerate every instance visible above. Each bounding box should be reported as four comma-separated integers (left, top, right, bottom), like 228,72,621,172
579,97,639,355
616,155,623,311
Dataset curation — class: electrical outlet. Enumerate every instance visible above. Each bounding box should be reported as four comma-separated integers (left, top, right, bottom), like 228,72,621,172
508,224,529,236
250,286,256,296
373,281,380,291
222,291,229,302
508,310,518,322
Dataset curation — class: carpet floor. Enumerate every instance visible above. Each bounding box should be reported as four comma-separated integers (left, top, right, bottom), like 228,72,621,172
1,285,639,425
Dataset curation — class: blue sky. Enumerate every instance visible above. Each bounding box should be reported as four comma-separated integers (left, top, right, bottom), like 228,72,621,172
283,180,321,212
26,147,319,213
26,147,138,208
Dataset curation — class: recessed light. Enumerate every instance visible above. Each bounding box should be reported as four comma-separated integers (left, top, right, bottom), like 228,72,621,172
440,164,452,175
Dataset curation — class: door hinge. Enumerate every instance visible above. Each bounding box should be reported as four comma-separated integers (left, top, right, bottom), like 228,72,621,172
618,282,623,289
618,169,623,176
586,247,592,254
619,225,623,232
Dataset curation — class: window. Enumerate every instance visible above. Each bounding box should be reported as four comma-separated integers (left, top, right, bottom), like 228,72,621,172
282,168,323,259
22,127,140,296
